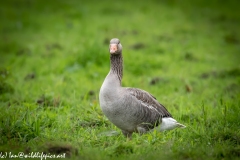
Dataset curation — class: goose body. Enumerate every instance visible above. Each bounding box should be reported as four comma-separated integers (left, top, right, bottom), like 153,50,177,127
99,38,186,138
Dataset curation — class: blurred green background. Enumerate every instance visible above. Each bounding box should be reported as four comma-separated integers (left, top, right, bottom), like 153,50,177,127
0,0,240,159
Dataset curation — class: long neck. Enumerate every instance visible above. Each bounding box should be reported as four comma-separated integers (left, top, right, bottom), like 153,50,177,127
110,53,123,83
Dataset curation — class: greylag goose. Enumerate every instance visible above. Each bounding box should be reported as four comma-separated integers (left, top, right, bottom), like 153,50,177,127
99,38,186,138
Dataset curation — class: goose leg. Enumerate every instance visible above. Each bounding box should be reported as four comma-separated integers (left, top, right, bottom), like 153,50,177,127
122,130,133,139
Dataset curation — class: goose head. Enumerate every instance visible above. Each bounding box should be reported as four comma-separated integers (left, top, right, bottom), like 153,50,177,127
109,38,122,55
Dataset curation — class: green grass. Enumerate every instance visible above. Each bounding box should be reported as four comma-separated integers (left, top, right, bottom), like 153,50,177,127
0,0,240,159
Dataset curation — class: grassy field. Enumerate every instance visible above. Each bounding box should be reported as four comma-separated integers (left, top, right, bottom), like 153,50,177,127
0,0,240,159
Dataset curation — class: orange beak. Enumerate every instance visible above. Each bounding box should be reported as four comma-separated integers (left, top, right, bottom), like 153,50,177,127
110,44,118,54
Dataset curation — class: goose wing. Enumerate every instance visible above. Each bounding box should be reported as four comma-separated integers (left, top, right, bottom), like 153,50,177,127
126,87,172,118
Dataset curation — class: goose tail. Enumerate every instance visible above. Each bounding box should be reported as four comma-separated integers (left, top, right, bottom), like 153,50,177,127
158,117,186,132
176,122,186,128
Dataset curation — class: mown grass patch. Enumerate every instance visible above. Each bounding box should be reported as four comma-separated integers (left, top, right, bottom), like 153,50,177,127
0,0,240,159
